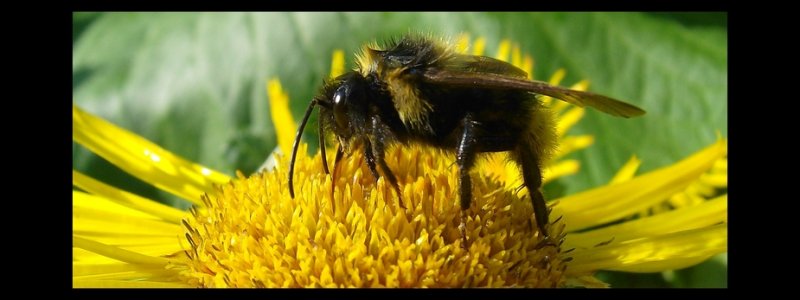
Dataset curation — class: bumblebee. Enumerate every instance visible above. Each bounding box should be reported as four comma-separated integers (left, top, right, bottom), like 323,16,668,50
288,34,645,243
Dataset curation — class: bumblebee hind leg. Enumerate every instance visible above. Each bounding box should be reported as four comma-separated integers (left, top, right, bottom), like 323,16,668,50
515,142,550,239
456,114,478,248
515,102,557,240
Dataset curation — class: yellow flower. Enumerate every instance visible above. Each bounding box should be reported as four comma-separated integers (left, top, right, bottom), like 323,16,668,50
72,35,727,288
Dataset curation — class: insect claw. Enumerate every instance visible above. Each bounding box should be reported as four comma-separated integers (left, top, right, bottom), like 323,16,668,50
396,186,406,209
459,210,469,249
534,235,557,250
330,145,345,208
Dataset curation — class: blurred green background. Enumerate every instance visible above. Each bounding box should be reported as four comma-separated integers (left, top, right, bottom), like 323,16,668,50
72,12,727,288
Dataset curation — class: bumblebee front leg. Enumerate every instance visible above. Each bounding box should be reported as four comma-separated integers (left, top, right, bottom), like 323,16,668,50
369,116,405,208
364,140,380,181
456,114,477,248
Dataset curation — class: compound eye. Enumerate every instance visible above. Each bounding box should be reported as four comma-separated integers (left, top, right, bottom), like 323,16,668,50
332,90,349,129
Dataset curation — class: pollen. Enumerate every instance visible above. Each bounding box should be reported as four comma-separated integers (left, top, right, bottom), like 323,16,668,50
181,144,568,287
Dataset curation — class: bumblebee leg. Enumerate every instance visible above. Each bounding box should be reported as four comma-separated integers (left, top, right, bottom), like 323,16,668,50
318,109,329,175
331,145,345,205
363,140,380,182
456,114,477,248
516,144,550,239
370,116,405,209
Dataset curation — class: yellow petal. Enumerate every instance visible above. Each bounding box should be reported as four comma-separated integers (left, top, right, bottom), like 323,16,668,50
73,232,182,248
267,79,297,155
511,44,522,68
73,262,173,277
472,37,486,56
73,191,183,253
74,272,179,282
570,80,590,92
73,190,164,222
700,172,727,188
73,236,172,266
543,160,580,184
73,170,186,223
564,195,726,249
73,261,187,286
72,105,230,205
552,135,594,161
74,248,118,264
556,107,585,137
549,68,566,85
330,50,346,78
566,223,727,274
455,33,470,54
552,140,727,232
495,39,511,62
713,157,727,173
523,55,534,80
73,216,177,237
609,156,641,184
73,279,191,288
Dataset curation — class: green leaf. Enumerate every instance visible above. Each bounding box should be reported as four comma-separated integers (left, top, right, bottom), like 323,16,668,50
666,253,728,288
525,13,727,193
72,12,726,287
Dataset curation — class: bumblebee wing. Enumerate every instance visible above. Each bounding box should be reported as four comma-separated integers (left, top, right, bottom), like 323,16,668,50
422,69,646,118
445,55,529,79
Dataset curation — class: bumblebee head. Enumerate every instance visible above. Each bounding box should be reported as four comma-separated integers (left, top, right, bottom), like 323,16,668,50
326,72,369,141
288,71,370,199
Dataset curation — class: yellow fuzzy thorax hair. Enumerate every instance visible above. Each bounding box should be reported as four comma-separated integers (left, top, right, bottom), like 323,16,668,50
353,34,457,131
353,33,457,76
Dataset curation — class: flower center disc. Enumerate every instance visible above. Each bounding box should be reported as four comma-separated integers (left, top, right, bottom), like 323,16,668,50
183,145,567,287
